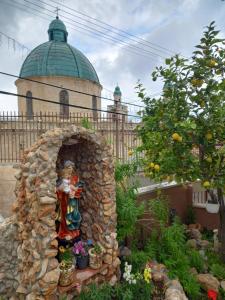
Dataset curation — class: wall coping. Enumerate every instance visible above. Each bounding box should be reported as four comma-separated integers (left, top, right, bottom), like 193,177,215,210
137,181,180,196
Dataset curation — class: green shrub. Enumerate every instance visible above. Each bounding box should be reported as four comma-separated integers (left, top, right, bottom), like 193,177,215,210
144,229,160,259
210,263,225,280
201,228,214,242
143,198,201,299
115,162,144,242
78,283,112,300
114,280,153,300
187,249,205,273
185,206,196,225
78,281,153,300
127,249,150,273
206,250,221,265
148,195,169,227
80,117,92,129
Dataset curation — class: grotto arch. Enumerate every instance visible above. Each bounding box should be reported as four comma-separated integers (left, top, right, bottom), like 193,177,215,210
13,125,120,298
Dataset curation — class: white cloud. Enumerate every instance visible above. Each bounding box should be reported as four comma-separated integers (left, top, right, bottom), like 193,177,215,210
0,0,224,112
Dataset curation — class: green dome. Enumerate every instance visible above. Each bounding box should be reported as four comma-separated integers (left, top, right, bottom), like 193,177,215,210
19,18,100,84
114,86,122,96
48,18,67,34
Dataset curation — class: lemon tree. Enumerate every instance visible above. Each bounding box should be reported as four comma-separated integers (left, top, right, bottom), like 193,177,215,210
137,22,225,258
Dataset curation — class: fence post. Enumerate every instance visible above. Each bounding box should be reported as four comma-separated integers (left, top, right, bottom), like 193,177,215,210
115,100,119,160
121,114,125,163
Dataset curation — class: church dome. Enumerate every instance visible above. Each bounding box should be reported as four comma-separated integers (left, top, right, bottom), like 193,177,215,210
19,17,100,84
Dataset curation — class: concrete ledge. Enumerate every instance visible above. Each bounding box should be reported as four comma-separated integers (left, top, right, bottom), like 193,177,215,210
137,181,179,196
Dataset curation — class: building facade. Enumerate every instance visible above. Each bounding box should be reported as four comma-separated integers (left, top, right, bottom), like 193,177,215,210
107,86,128,122
15,17,102,118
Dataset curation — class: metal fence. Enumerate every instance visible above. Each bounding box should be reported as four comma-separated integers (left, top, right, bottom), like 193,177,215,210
0,112,141,163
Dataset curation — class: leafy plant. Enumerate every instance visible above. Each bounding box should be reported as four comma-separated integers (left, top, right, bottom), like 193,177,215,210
115,162,144,242
58,246,74,263
148,195,169,227
127,249,150,273
185,206,196,225
206,249,221,265
93,244,102,255
78,281,153,300
210,263,225,280
187,249,205,273
80,117,92,129
78,283,112,300
113,280,153,300
137,21,225,259
142,199,201,299
201,228,214,242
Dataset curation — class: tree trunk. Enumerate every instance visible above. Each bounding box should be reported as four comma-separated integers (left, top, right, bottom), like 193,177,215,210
218,188,225,261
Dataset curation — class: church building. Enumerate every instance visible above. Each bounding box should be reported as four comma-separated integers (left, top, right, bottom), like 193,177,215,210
15,17,102,119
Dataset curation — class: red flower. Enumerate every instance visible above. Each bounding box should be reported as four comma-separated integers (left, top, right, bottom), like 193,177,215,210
207,289,217,300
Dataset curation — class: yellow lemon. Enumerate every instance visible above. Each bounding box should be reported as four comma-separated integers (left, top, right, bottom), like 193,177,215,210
177,136,182,142
128,150,133,156
206,132,213,140
196,79,204,87
203,181,211,188
200,101,205,108
154,164,160,171
191,78,198,86
149,162,155,168
206,156,212,163
191,78,204,87
208,59,216,67
172,133,180,141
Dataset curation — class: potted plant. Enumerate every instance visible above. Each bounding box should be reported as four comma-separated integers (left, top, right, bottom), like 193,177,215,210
59,245,76,266
73,241,89,269
59,260,74,287
89,243,103,269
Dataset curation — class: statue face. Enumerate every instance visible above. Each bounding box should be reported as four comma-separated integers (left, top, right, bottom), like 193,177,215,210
62,165,77,179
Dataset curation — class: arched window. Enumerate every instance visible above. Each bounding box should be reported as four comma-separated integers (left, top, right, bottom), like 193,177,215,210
60,90,69,118
26,91,33,120
92,95,98,121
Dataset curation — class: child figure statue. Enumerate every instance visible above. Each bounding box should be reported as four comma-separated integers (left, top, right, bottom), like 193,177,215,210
56,160,84,241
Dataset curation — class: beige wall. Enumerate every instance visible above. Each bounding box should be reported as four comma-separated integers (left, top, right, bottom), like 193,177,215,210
0,164,16,218
15,76,102,115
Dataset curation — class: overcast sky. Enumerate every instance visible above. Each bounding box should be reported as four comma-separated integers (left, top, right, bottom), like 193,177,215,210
0,0,224,114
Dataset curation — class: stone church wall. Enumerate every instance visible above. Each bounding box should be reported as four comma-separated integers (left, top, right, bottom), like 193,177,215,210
15,76,102,115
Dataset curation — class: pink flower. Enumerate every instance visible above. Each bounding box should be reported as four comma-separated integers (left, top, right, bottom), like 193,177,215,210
73,241,88,257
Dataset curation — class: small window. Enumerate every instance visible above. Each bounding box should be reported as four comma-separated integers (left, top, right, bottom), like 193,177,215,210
60,90,69,118
92,95,98,121
26,91,33,120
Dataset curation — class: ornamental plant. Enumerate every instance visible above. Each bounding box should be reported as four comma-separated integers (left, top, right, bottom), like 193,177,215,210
123,261,152,286
123,262,137,284
73,241,88,257
115,161,144,242
137,21,225,259
58,245,74,263
92,243,102,255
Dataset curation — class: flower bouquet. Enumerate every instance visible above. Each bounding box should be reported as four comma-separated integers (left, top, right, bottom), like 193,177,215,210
73,241,89,269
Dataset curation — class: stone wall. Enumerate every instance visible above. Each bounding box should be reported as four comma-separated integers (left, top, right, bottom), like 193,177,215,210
0,164,17,218
0,216,19,298
12,125,119,299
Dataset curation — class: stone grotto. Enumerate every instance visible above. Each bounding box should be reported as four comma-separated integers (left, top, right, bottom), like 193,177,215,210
0,125,120,299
